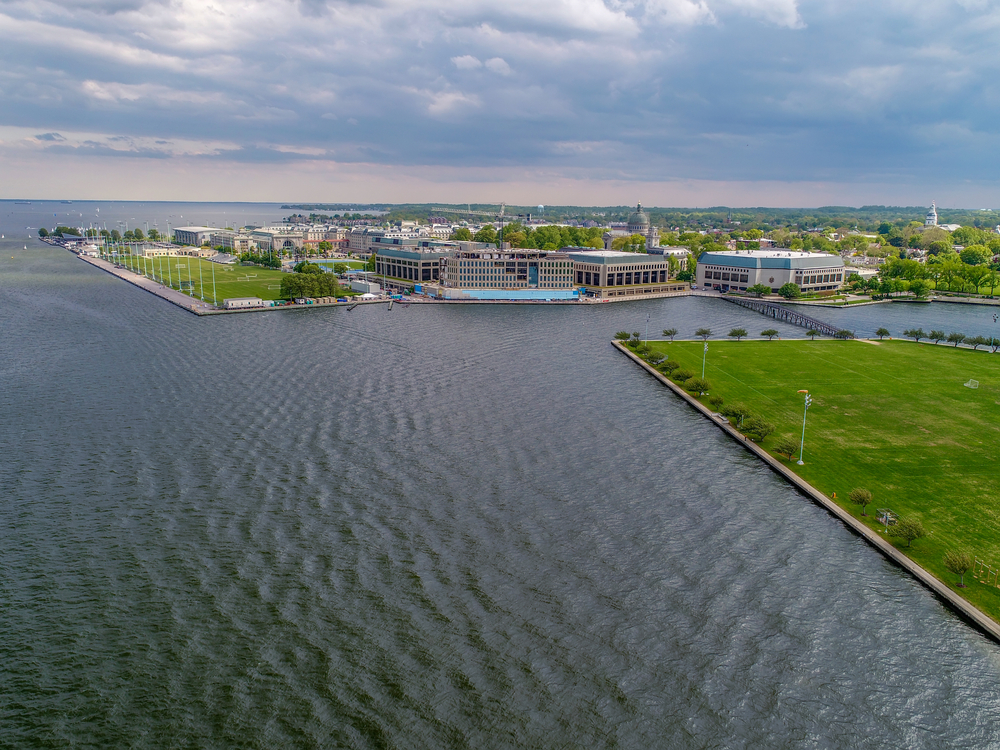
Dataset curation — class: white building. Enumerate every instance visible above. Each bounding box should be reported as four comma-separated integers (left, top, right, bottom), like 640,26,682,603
697,249,846,293
925,202,938,226
173,226,216,246
223,297,267,309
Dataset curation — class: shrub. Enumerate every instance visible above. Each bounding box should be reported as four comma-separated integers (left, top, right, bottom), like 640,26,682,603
773,435,799,460
891,517,926,547
720,403,752,426
658,360,680,373
684,377,711,394
708,395,724,410
671,369,695,382
741,415,775,441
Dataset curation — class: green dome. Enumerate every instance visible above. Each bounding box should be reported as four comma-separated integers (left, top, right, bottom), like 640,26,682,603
627,203,649,228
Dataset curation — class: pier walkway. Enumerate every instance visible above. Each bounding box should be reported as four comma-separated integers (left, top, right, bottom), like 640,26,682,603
722,296,846,337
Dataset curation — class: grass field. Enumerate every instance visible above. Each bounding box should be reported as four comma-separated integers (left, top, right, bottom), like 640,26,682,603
642,338,1000,621
120,256,293,302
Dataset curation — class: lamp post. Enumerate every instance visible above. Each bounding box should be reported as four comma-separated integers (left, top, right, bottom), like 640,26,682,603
644,313,650,343
702,341,708,379
797,390,812,465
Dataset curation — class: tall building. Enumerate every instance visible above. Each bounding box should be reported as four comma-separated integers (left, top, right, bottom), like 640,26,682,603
925,202,938,226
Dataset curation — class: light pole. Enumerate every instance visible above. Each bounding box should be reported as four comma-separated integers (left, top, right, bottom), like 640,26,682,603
211,259,217,306
797,390,812,465
644,313,650,343
702,341,708,379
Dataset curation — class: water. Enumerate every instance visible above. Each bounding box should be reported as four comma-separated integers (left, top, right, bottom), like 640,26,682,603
3,214,1000,747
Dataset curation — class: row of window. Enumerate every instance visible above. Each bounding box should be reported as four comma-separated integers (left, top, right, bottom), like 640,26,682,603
705,271,750,283
797,273,843,284
579,270,671,286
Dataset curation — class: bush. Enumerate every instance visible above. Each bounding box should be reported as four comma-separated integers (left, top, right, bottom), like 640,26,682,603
891,517,926,548
684,377,711,394
720,403,752,425
741,415,775,441
671,369,695,382
658,359,680,374
773,435,799,460
708,395,724,410
778,282,801,299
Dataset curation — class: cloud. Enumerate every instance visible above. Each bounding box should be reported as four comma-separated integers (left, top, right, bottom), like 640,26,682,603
451,55,482,69
484,57,511,75
0,0,999,202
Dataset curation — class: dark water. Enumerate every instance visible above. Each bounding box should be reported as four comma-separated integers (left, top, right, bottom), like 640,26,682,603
4,217,1000,747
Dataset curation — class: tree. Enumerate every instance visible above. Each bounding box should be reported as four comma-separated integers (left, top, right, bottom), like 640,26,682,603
663,328,678,341
836,329,855,339
293,261,323,274
133,228,144,241
909,279,931,299
728,327,748,341
965,335,989,350
806,329,820,340
473,226,498,245
929,330,946,344
760,328,779,340
38,227,48,237
110,229,122,241
709,395,724,410
720,403,752,428
875,327,890,340
778,282,801,299
614,331,631,341
658,359,680,374
279,271,341,299
450,227,472,241
671,369,695,382
891,517,926,548
684,377,711,395
848,487,873,516
366,251,377,272
696,328,711,340
747,283,771,297
947,332,965,346
960,244,992,266
741,414,775,442
773,435,799,460
902,328,925,342
991,337,1000,353
333,263,348,275
944,550,974,587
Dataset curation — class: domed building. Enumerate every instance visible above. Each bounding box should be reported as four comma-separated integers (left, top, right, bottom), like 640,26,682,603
603,202,660,252
925,202,938,227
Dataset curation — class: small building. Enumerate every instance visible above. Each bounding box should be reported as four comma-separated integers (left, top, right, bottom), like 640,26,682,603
350,279,381,295
696,249,845,293
223,297,266,309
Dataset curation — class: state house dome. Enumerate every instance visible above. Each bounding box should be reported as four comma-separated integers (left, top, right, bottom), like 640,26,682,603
627,203,649,231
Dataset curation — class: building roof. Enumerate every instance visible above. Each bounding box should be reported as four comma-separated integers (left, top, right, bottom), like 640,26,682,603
564,248,666,264
698,249,844,270
173,226,215,232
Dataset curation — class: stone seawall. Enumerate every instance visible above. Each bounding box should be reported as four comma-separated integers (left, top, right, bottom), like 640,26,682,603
613,340,1000,644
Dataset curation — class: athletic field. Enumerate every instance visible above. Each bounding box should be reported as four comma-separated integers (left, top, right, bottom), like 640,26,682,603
645,338,1000,620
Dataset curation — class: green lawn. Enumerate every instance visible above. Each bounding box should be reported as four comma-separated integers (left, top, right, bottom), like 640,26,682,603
119,256,294,302
642,338,1000,621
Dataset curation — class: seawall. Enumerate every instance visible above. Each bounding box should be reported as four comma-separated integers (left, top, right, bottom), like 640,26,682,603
613,340,1000,644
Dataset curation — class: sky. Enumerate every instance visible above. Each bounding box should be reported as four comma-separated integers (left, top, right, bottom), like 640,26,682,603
1,0,1000,207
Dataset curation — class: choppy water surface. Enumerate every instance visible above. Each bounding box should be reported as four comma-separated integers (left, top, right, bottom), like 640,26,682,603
3,229,1000,748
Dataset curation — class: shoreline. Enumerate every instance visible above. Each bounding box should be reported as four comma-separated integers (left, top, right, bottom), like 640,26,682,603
613,339,1000,644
